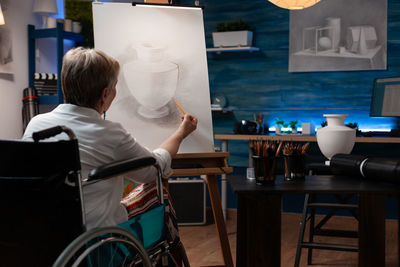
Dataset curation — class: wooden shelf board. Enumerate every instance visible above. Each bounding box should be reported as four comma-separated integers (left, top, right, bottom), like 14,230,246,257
214,134,400,143
30,27,83,42
206,46,260,53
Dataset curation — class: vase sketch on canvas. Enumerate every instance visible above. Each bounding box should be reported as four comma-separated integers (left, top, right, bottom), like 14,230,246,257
122,43,179,119
289,0,387,72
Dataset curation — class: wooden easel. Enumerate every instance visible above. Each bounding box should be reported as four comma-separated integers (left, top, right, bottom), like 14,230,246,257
171,152,234,267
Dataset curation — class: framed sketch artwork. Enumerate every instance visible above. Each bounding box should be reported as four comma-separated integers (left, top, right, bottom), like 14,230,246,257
0,0,13,75
289,0,387,72
92,3,214,153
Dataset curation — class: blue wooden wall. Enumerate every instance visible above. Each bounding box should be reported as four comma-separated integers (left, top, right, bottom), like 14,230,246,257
178,0,400,216
181,0,400,166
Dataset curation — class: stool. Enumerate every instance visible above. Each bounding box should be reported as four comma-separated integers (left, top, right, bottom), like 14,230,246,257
294,163,359,267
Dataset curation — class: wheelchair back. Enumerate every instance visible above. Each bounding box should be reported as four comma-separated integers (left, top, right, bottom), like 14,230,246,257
0,137,84,267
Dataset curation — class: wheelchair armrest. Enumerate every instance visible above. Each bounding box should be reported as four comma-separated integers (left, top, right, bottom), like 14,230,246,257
88,157,157,181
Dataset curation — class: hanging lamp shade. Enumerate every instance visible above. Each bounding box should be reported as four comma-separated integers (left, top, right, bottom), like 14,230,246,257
0,5,5,25
268,0,320,10
33,0,58,14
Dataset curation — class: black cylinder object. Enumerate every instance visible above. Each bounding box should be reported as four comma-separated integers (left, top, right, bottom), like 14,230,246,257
330,154,369,177
330,154,400,184
22,87,39,131
363,158,400,184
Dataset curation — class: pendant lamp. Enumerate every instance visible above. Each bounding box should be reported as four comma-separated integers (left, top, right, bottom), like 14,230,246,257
268,0,320,10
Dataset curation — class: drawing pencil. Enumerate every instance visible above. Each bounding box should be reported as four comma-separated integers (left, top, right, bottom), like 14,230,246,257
174,99,186,115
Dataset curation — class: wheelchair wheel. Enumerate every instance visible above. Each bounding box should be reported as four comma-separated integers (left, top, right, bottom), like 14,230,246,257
53,226,152,267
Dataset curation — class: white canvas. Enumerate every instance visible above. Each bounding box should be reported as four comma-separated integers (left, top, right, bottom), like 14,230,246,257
92,3,214,153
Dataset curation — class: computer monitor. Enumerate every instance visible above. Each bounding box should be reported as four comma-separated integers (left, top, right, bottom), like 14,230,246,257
370,77,400,117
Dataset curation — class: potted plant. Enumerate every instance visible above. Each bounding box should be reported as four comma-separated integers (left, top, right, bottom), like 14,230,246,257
289,120,298,134
275,118,287,135
65,0,94,47
212,19,254,48
346,122,362,136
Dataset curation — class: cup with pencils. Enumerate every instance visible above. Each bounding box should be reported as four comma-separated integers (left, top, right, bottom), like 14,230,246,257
250,140,282,185
253,113,265,134
282,142,310,181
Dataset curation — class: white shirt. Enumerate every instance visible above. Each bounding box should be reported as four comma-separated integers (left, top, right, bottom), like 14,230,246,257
22,104,172,229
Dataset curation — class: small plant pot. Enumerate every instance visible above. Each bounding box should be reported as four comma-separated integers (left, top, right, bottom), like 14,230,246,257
212,31,253,48
275,126,281,135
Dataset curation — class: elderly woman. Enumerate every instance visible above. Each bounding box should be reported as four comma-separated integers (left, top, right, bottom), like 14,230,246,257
22,47,198,230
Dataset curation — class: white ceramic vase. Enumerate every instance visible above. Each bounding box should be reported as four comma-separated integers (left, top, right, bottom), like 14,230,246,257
316,114,356,161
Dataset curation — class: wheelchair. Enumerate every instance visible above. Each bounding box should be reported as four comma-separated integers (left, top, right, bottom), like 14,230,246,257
0,125,190,267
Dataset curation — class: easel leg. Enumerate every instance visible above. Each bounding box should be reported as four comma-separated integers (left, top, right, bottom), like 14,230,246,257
221,140,228,220
206,174,234,267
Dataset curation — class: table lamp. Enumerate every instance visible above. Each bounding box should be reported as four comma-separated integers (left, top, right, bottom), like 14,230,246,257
33,0,58,28
0,4,5,25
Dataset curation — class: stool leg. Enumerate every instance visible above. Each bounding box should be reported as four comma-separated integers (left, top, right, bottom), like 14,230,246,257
294,194,310,267
307,194,316,265
398,193,400,267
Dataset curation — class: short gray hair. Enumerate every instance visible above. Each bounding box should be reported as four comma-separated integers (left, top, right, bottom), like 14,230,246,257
61,47,120,108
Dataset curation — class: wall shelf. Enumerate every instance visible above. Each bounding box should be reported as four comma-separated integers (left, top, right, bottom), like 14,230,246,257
206,46,260,53
211,106,235,113
29,27,83,42
28,22,83,105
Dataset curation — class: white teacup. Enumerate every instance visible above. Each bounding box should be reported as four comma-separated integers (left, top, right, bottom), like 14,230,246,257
72,21,82,34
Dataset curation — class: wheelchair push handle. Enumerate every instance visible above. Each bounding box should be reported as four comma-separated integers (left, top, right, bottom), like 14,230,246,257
32,125,76,142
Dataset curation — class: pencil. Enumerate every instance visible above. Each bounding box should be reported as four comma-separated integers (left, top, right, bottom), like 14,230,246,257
174,99,186,115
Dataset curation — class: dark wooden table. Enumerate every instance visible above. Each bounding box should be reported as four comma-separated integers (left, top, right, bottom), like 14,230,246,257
229,175,400,267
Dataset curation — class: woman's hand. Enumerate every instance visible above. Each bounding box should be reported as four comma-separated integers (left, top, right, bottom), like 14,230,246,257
159,113,198,157
178,114,198,139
